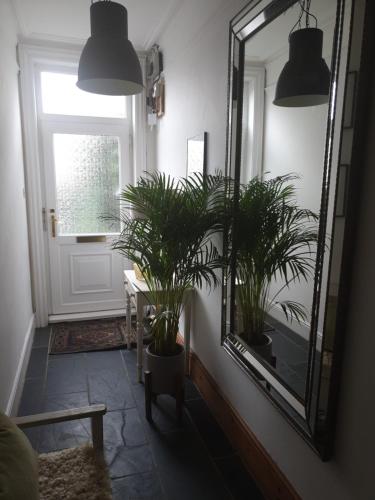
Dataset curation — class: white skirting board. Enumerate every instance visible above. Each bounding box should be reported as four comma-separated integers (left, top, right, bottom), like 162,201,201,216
5,314,36,416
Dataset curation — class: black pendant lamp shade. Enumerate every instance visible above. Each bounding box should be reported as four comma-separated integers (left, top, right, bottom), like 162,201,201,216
273,28,330,107
77,1,143,96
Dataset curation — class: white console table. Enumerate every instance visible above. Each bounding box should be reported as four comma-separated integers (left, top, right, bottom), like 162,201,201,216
123,270,194,382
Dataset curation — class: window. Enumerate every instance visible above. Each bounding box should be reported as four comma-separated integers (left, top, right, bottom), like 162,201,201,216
40,71,127,119
240,65,265,181
38,65,130,236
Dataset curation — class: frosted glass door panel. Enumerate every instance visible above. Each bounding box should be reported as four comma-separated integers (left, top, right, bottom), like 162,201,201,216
53,134,121,235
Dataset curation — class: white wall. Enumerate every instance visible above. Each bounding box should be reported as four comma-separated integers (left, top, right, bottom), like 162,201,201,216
260,17,335,336
155,0,374,498
0,0,34,413
263,47,332,212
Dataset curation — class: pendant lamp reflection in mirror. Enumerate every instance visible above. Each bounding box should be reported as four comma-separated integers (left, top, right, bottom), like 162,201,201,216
273,0,330,107
77,0,143,96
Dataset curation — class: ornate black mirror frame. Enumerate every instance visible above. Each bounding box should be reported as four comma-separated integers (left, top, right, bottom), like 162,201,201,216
221,0,373,459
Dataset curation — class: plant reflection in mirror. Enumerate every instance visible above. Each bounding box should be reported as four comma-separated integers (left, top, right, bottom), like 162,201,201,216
104,172,226,356
234,174,319,347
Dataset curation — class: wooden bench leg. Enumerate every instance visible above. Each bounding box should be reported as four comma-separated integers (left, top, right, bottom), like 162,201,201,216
145,371,153,422
91,413,104,452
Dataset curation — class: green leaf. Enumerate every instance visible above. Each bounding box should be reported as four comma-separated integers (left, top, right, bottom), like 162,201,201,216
103,171,225,355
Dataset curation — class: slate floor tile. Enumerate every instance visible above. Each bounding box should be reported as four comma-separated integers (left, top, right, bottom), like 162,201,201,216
106,444,155,479
111,471,164,500
158,468,232,500
146,427,198,466
289,361,308,380
48,353,86,363
32,327,51,348
25,346,48,379
276,360,294,378
214,454,264,500
132,384,189,433
185,377,202,401
88,368,135,411
185,398,234,458
149,429,232,500
43,391,91,435
282,372,306,400
104,408,147,449
85,350,127,373
18,378,45,416
37,390,91,453
18,324,260,500
37,419,91,453
270,334,308,366
46,353,87,395
266,317,309,350
43,391,89,412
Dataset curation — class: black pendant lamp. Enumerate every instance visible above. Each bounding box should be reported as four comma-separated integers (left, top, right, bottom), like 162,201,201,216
77,0,143,96
273,1,330,107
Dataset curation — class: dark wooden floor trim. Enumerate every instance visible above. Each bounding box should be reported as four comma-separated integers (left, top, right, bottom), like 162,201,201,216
188,350,300,500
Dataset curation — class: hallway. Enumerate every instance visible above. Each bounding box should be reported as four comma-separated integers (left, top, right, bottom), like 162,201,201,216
19,326,263,500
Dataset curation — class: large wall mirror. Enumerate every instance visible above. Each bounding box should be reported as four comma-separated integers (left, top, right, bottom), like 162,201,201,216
222,0,371,458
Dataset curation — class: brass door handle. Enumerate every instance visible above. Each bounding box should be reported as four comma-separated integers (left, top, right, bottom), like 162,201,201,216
50,209,57,238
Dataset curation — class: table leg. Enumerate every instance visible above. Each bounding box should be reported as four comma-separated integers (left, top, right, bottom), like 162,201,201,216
126,290,132,350
137,296,144,382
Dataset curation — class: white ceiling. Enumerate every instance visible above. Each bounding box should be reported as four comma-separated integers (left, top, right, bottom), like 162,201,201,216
11,0,184,50
245,0,337,62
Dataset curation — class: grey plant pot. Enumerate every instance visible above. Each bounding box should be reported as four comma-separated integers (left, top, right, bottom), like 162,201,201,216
250,333,273,363
145,343,185,395
237,332,273,364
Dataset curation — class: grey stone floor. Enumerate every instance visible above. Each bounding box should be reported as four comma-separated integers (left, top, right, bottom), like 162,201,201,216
266,315,310,399
18,326,263,500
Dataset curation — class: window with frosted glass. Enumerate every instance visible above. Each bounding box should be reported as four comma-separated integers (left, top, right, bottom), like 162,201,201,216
53,134,121,234
41,72,126,118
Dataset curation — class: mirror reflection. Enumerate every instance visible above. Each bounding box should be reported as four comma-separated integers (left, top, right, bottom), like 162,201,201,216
231,0,338,401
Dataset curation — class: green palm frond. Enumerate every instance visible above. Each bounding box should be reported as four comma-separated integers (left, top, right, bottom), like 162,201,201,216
275,300,309,323
234,174,318,344
105,171,225,355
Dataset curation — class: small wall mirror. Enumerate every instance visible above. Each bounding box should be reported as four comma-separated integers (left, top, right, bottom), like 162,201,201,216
187,132,208,176
222,0,369,458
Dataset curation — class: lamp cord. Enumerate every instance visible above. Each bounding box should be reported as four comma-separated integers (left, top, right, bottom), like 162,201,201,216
289,0,318,39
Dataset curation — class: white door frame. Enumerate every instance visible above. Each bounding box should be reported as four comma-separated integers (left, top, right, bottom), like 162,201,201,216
18,42,148,327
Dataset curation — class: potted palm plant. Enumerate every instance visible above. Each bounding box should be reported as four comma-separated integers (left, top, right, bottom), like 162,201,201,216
233,174,318,360
108,172,224,397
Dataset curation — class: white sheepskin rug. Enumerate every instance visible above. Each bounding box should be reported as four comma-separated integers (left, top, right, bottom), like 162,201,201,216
38,445,112,500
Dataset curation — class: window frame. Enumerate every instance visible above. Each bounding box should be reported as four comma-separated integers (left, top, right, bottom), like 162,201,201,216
240,64,265,180
35,63,131,125
36,62,132,237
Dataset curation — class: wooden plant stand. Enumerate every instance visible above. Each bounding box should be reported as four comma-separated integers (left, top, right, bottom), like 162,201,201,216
144,371,185,422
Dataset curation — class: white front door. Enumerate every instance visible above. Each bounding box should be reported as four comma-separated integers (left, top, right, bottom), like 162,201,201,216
43,121,130,315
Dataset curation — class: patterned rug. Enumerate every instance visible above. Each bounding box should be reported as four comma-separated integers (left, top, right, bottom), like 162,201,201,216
50,317,136,355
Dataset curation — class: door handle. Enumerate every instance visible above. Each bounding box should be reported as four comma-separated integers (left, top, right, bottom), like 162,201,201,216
50,209,57,238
